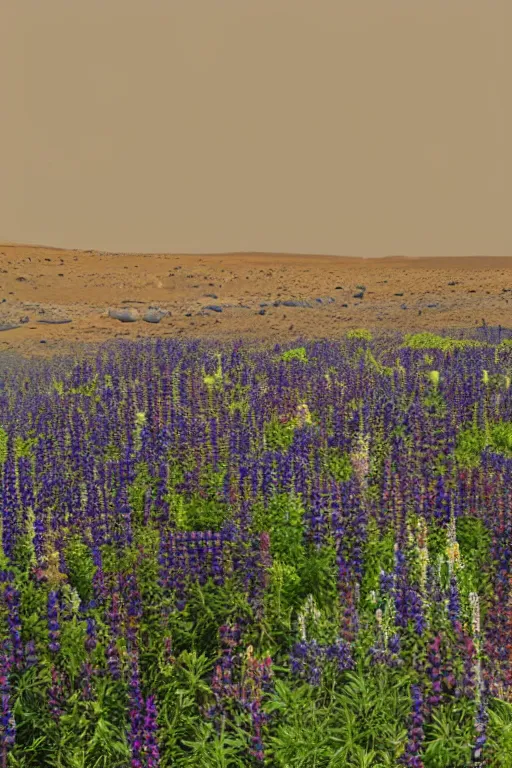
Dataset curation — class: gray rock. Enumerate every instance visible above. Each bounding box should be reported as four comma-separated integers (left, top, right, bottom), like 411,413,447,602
282,300,312,308
37,318,72,324
258,309,266,315
0,324,20,331
205,305,223,312
205,293,218,299
143,310,167,324
108,308,140,322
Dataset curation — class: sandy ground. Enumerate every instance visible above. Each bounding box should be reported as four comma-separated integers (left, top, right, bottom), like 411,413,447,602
0,244,511,359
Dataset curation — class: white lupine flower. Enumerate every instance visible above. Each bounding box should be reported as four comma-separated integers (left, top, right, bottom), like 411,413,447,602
350,433,370,489
418,547,429,593
469,592,481,635
298,613,307,641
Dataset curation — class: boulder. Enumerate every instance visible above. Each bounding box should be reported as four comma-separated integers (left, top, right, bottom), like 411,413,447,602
143,310,167,324
108,308,139,322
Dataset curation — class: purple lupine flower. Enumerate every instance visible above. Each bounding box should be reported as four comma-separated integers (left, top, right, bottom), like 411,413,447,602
127,653,145,767
106,641,122,681
472,698,488,764
24,640,38,668
325,639,354,673
81,662,94,701
48,665,65,721
142,696,161,767
0,644,16,764
85,618,97,653
400,684,425,767
3,586,23,670
426,635,443,708
453,621,477,699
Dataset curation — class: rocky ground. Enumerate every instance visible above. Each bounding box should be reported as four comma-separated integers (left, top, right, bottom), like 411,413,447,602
0,244,511,359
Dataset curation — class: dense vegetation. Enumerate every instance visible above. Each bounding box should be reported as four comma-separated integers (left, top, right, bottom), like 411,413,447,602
1,327,512,767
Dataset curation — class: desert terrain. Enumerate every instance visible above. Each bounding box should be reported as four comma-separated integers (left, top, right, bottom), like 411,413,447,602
0,244,511,358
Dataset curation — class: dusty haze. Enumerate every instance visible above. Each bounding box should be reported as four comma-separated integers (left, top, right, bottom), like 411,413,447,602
1,0,511,256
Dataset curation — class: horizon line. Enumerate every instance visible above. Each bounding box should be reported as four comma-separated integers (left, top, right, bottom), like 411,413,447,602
1,242,511,260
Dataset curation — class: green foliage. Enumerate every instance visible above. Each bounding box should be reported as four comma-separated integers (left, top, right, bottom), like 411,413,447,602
403,333,484,352
346,328,372,341
281,347,308,363
454,421,512,467
325,447,353,482
65,536,97,603
255,493,305,566
264,417,296,451
360,520,395,602
364,349,393,376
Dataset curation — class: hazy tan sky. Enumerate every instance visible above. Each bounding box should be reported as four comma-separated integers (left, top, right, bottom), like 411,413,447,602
1,0,510,256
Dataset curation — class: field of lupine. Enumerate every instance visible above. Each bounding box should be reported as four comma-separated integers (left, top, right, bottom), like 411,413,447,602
1,328,512,767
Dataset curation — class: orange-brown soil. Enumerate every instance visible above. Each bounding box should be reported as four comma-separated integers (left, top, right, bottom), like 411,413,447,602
1,244,511,358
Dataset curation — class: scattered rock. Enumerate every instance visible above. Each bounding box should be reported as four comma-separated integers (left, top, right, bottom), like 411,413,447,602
427,303,438,308
353,292,364,299
121,300,145,304
185,313,192,317
205,293,218,299
40,340,47,344
448,281,458,285
260,303,268,307
0,324,20,332
257,309,266,315
37,318,72,324
143,310,167,324
282,300,312,308
19,316,30,324
108,308,139,322
58,274,64,277
205,305,223,313
401,304,408,310
394,292,404,296
335,286,343,289
341,303,348,307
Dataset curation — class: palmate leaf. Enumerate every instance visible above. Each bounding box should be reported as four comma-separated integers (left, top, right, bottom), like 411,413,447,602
422,705,474,767
486,699,512,768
